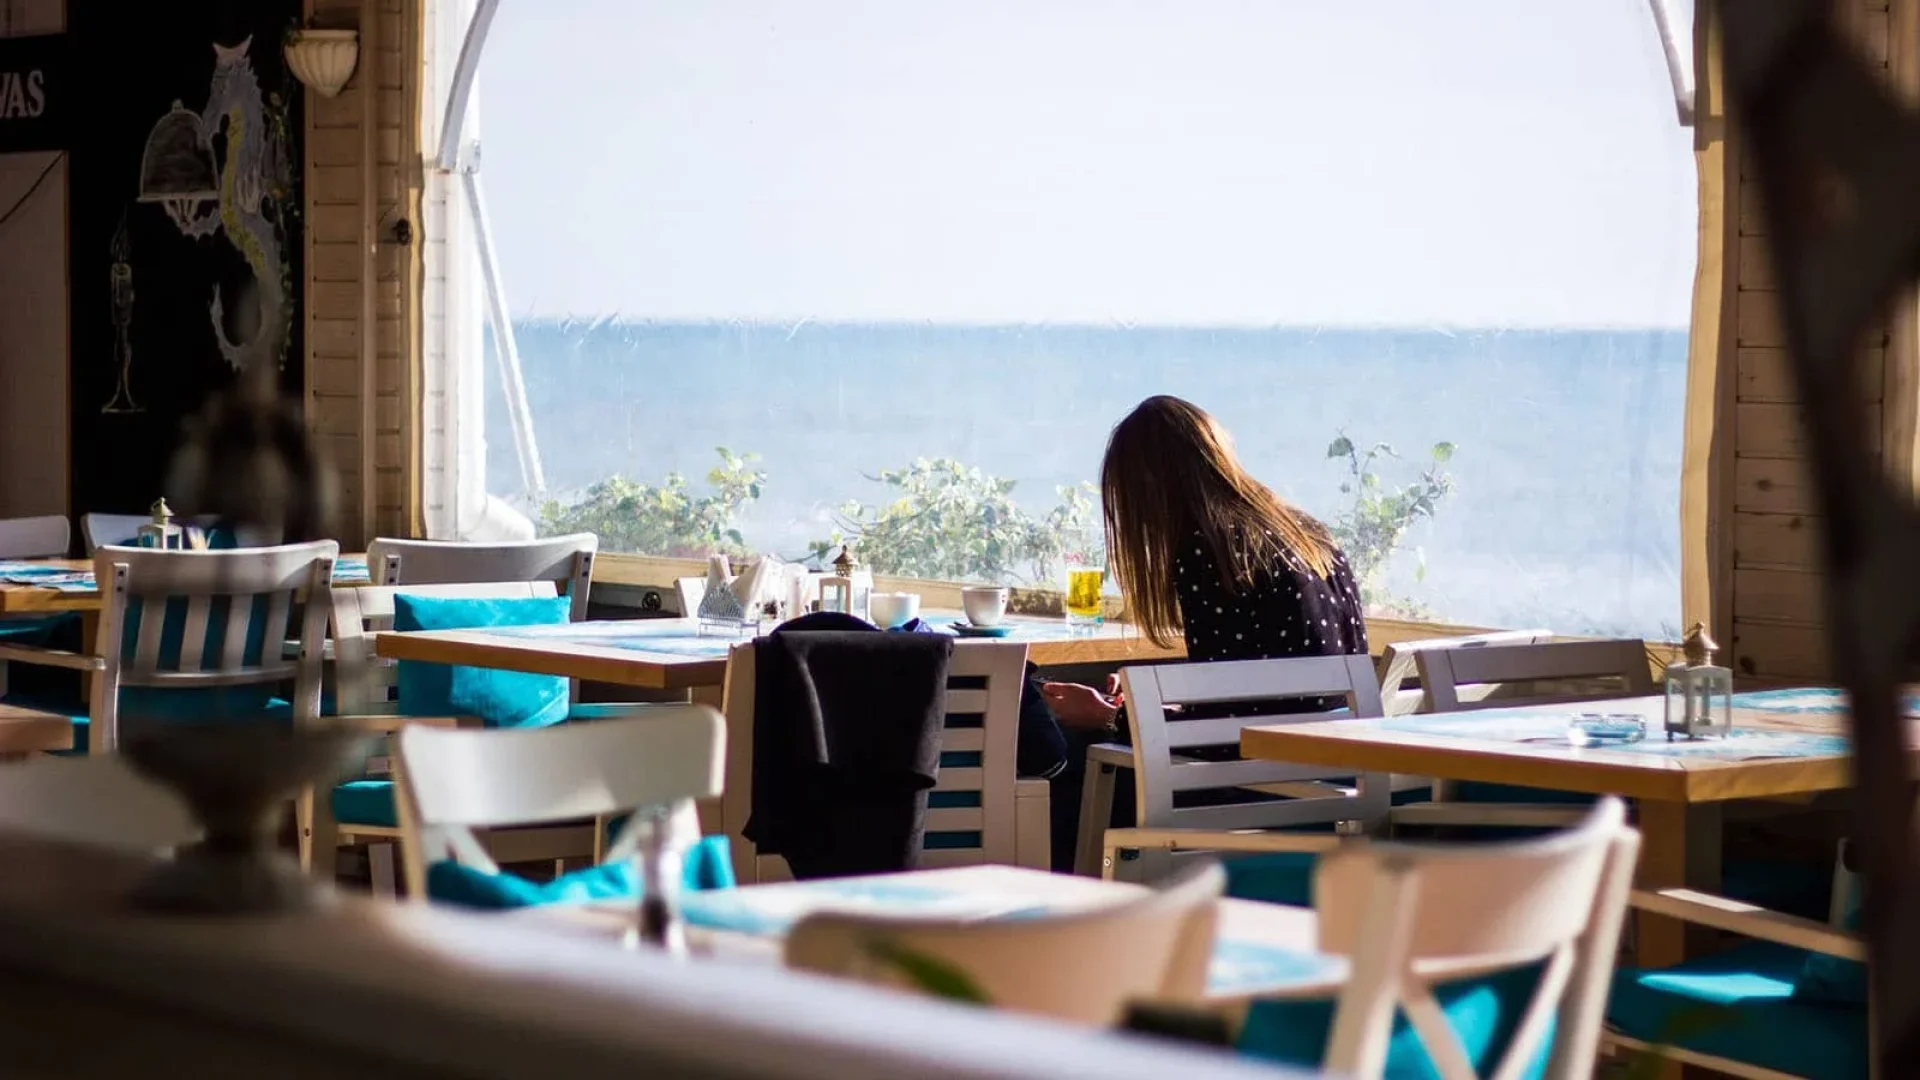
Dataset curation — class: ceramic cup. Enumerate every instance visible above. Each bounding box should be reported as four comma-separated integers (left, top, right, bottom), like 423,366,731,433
961,586,1009,627
868,591,921,629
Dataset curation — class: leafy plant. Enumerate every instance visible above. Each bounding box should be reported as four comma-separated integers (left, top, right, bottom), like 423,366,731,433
1325,434,1458,618
810,457,1100,585
539,447,765,558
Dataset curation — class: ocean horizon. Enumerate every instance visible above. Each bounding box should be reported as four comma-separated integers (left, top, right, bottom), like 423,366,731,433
487,319,1687,638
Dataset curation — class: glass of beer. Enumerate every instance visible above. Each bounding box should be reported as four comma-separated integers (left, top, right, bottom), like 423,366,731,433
1061,530,1106,635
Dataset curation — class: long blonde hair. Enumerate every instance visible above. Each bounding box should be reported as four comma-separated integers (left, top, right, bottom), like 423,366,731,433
1100,396,1337,648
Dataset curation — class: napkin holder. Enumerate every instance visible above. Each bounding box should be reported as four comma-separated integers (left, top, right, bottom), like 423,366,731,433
697,554,767,637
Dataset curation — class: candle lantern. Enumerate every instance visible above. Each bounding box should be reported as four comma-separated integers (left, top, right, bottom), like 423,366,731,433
819,545,871,619
1664,623,1733,740
138,498,187,550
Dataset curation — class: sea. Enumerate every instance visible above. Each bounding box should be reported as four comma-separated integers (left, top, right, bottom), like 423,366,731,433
486,321,1686,639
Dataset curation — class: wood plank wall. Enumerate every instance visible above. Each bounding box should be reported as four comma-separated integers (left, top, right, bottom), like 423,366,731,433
1722,0,1903,683
304,0,419,545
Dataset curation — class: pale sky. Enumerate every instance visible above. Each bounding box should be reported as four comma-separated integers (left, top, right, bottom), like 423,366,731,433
478,1,1697,327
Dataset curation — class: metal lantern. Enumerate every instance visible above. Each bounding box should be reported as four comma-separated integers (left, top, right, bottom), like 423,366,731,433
1664,623,1733,740
818,546,857,615
138,497,186,550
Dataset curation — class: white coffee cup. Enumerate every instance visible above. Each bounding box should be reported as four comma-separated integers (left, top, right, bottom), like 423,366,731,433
961,586,1009,627
868,591,921,629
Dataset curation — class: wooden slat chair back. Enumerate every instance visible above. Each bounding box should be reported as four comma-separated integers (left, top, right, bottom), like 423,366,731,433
720,639,1046,884
1313,798,1640,1079
392,707,726,900
1415,639,1653,714
1376,629,1555,717
0,754,199,854
1125,653,1389,832
367,533,596,624
89,541,336,755
786,861,1223,1027
0,515,69,559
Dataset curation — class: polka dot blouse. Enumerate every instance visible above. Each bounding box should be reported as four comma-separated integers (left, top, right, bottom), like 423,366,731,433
1173,530,1370,715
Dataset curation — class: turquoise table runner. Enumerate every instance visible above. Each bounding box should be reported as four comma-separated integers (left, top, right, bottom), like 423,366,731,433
674,876,1340,996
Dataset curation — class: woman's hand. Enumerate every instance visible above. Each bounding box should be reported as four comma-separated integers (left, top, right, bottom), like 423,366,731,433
1039,681,1120,731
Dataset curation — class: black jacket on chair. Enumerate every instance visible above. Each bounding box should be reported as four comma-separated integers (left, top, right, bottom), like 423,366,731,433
743,620,952,878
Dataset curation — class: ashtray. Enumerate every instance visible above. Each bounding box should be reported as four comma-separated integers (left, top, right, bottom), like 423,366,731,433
1567,713,1646,747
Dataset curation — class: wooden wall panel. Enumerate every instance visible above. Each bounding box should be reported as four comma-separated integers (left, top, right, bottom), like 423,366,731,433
304,0,416,545
1713,0,1908,683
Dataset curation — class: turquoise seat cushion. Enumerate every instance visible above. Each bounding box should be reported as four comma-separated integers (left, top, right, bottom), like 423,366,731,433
332,779,400,828
1222,851,1319,909
426,834,736,909
1238,962,1551,1078
1609,941,1866,1080
1452,782,1596,806
1797,875,1866,1007
394,594,571,728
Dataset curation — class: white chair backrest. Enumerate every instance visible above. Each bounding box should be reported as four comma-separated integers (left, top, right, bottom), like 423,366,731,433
0,515,70,559
1313,798,1639,1080
367,534,597,622
1415,639,1653,714
81,513,150,555
393,707,726,895
1377,629,1555,716
89,541,337,754
329,580,561,715
720,639,1032,883
1118,654,1389,834
785,860,1224,1026
0,755,200,854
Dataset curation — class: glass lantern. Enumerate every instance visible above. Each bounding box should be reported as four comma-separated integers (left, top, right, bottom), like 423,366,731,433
137,497,186,550
818,546,870,620
1664,623,1733,740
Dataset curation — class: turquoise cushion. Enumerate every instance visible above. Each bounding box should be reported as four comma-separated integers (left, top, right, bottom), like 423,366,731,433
1222,852,1319,908
332,779,399,828
426,834,737,909
1797,876,1866,1007
394,594,571,728
1452,782,1596,806
1238,962,1552,1078
1609,941,1866,1080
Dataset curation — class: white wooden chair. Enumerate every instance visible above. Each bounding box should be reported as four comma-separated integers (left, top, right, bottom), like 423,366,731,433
786,860,1223,1027
391,706,726,902
367,533,597,618
1077,653,1388,879
1298,797,1641,1079
0,514,69,559
1396,638,1651,826
320,579,662,894
0,754,198,854
720,639,1050,884
89,541,335,757
1376,629,1556,717
80,512,276,553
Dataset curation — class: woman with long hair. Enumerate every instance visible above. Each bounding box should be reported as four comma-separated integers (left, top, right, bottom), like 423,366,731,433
1041,394,1368,731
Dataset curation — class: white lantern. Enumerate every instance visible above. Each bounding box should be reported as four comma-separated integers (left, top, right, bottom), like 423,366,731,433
1664,623,1733,740
137,498,186,550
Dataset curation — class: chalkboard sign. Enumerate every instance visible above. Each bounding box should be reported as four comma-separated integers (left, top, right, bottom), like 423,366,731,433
66,2,304,519
0,32,65,154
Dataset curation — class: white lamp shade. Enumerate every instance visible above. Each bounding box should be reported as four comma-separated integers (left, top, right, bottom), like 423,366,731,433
285,30,360,98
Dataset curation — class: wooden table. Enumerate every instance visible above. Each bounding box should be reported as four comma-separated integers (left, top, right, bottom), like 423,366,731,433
525,864,1354,1003
375,613,1183,701
1240,688,1874,969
